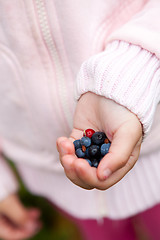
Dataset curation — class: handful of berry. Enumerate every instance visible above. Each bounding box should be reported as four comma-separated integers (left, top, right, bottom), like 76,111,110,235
73,129,111,168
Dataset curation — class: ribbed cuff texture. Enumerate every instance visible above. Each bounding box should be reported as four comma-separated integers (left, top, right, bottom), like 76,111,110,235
76,41,160,135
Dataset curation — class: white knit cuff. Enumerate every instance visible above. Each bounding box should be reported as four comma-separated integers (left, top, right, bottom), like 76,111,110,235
0,155,19,201
76,41,160,135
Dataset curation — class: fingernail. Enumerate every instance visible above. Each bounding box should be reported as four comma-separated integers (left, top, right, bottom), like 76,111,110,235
29,209,41,218
24,221,39,232
60,145,67,155
58,140,68,155
103,168,112,180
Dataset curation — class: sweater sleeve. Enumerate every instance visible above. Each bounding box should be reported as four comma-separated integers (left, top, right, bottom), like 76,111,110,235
76,40,160,136
0,154,19,201
106,0,160,59
76,0,160,136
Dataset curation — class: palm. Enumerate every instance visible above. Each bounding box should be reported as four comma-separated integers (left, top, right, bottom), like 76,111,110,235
57,92,142,190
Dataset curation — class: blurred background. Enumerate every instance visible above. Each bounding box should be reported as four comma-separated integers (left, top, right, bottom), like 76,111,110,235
9,160,148,240
19,188,82,240
9,160,83,240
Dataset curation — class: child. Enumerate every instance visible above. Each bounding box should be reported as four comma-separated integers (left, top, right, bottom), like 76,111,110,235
0,0,160,239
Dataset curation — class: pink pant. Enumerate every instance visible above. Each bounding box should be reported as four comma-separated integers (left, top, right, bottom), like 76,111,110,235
69,204,160,240
51,200,160,240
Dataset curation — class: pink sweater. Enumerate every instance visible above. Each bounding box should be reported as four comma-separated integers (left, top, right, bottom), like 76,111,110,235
0,0,160,220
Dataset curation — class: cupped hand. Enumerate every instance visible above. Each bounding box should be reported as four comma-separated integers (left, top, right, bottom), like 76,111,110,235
57,92,143,190
0,193,42,240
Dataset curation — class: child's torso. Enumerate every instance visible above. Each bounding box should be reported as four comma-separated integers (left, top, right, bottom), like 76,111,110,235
0,0,157,169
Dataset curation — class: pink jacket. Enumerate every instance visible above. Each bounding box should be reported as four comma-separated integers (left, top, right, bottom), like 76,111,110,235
0,0,160,220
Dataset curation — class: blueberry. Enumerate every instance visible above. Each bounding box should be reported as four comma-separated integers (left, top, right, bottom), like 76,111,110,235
85,147,90,158
91,159,100,168
100,143,111,156
73,140,82,150
91,132,107,145
74,130,111,168
85,159,92,166
75,148,85,158
81,136,91,147
88,145,100,159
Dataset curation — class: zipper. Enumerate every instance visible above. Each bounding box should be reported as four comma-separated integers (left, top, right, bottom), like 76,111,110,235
34,0,72,131
96,190,108,223
35,0,109,220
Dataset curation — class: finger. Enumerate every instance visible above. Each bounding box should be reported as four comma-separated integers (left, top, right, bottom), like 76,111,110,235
95,145,141,190
57,139,82,185
56,137,68,152
27,208,41,219
0,195,29,225
61,153,94,189
56,127,84,153
57,138,75,157
59,137,98,189
72,156,121,191
73,157,98,187
58,136,115,189
97,124,142,181
0,216,41,240
0,195,41,233
74,144,141,191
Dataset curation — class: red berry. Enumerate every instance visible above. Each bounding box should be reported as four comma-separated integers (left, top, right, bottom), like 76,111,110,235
83,129,95,138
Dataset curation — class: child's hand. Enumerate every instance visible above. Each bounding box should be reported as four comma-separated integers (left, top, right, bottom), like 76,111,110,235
57,92,142,190
0,193,41,240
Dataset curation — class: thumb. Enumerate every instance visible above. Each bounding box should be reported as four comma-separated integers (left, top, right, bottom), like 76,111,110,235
97,123,142,181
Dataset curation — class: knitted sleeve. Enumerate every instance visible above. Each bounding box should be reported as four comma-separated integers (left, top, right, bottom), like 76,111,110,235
0,154,19,201
107,0,160,59
76,40,160,136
